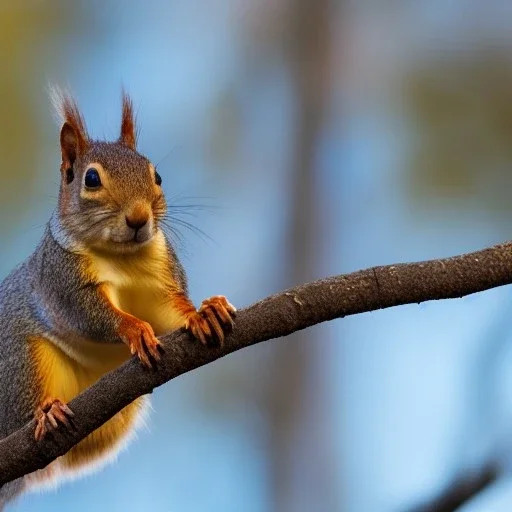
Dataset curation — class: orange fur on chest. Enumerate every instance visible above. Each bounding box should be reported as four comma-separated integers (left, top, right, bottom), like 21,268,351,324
30,337,145,471
86,230,186,336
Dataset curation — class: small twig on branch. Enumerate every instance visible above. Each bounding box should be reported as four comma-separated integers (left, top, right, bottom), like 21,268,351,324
2,240,512,485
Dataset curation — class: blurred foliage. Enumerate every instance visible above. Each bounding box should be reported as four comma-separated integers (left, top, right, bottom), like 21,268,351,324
0,3,88,224
404,46,512,213
0,5,57,212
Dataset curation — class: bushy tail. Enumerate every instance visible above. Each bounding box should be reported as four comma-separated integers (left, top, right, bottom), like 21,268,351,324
0,478,24,511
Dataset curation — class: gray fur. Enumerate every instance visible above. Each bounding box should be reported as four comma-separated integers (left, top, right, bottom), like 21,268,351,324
0,248,52,507
166,237,188,296
33,230,125,343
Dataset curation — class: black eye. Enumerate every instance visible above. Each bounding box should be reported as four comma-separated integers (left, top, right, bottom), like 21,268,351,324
85,168,101,188
155,171,162,186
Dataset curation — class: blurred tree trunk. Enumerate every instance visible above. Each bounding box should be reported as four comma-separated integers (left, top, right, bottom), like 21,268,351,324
266,1,337,511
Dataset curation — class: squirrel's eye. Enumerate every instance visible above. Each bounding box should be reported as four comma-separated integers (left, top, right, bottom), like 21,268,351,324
155,171,162,186
84,168,101,188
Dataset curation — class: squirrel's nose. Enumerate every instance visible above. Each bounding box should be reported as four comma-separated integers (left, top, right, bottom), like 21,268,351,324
125,215,148,230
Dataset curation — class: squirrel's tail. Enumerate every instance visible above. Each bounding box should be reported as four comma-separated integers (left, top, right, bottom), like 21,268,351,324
0,478,24,510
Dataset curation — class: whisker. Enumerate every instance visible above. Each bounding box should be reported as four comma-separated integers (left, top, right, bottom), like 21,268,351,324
60,209,114,220
166,193,222,211
167,204,220,212
166,216,217,246
87,215,112,230
159,220,187,250
154,145,180,169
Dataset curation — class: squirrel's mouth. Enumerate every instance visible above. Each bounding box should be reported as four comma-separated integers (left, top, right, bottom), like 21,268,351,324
132,231,151,244
112,222,154,245
92,220,156,252
114,232,154,250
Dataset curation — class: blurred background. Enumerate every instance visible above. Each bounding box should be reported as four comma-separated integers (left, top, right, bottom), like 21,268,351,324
3,0,512,511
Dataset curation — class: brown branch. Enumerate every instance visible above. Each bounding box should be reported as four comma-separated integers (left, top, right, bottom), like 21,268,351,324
2,240,512,485
405,463,500,512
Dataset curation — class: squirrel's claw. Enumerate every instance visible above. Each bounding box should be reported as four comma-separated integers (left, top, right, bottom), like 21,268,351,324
186,295,236,347
185,314,211,345
201,295,236,328
34,398,74,441
203,306,224,341
120,316,161,368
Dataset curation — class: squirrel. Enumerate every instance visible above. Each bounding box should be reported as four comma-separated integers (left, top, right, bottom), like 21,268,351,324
0,91,236,509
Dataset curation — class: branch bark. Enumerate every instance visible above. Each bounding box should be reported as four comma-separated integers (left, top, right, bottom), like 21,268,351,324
2,240,512,485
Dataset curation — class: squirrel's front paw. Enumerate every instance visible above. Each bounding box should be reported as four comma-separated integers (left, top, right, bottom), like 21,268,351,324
185,295,237,346
119,316,161,368
34,398,74,441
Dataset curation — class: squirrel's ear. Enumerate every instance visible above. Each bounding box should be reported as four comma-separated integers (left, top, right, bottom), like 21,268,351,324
60,122,81,170
119,92,137,150
52,89,89,171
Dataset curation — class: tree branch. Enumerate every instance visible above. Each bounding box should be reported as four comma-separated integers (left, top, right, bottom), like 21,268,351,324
2,240,512,485
406,463,500,512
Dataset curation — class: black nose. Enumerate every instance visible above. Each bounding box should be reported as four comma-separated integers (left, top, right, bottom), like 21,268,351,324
125,216,148,230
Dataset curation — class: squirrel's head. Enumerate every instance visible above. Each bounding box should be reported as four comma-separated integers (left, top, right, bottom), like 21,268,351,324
54,91,166,253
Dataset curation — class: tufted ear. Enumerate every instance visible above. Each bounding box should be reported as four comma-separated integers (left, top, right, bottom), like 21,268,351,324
119,91,137,150
60,122,80,171
52,89,89,171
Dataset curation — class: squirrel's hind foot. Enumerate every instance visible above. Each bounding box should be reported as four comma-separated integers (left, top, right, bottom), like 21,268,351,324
34,398,75,441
